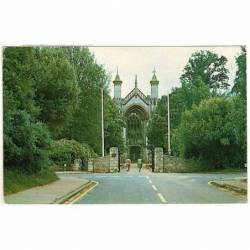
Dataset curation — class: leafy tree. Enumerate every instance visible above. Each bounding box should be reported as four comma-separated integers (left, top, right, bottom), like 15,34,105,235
3,47,39,117
180,50,229,89
230,47,247,161
4,110,51,173
231,47,246,99
229,96,246,163
3,47,80,139
3,47,52,173
104,95,125,154
63,47,110,92
147,77,211,155
147,96,168,151
170,77,211,130
62,47,111,154
34,48,80,138
176,97,245,168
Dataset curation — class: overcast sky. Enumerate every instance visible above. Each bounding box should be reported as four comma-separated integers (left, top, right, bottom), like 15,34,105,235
89,46,241,98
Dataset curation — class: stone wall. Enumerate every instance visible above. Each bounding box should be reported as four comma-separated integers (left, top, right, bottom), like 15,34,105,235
163,155,204,173
92,155,110,173
87,147,119,173
163,155,182,172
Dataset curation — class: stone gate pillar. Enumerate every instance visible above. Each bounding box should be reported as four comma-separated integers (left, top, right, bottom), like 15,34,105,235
154,147,163,172
88,158,94,172
110,147,119,172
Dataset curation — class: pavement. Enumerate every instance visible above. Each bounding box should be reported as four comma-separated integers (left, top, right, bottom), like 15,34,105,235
57,165,247,204
4,178,90,204
209,178,247,195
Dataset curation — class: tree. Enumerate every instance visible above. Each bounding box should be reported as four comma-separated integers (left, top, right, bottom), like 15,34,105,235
62,47,111,154
3,47,52,173
231,47,246,100
170,76,211,130
63,47,110,92
3,47,80,139
33,48,79,138
34,48,80,138
147,96,168,151
180,50,229,89
230,47,247,161
3,47,39,117
176,97,245,168
104,95,125,154
147,78,211,154
4,110,51,173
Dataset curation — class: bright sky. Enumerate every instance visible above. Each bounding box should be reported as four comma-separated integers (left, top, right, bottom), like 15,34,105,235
89,46,242,98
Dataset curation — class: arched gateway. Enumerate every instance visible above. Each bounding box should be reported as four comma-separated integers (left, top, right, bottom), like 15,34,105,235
113,69,160,162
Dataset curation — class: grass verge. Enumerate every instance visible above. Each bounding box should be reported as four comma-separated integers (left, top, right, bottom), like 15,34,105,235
4,169,59,195
208,167,247,173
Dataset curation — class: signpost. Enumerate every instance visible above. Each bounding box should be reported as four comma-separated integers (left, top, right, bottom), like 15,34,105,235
167,93,171,155
101,88,105,157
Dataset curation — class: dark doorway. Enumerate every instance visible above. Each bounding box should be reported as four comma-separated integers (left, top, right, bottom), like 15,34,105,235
130,146,141,162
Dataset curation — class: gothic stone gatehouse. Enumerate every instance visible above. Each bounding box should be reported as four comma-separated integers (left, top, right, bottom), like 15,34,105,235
113,69,160,162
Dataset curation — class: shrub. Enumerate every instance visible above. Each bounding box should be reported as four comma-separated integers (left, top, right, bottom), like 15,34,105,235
4,110,52,173
176,97,246,168
49,139,96,168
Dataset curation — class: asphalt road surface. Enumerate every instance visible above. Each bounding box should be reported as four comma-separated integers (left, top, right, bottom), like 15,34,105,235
57,168,247,204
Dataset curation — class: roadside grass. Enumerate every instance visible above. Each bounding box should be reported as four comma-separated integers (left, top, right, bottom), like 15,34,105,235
4,169,59,195
208,167,247,173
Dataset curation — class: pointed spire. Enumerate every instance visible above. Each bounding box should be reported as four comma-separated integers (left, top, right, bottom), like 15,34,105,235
114,67,121,81
150,67,159,85
135,74,138,88
113,67,122,84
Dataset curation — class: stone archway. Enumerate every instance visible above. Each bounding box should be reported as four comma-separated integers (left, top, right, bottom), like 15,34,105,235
124,104,149,162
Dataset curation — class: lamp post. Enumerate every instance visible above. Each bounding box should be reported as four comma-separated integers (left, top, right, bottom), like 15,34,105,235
101,88,105,157
167,92,171,155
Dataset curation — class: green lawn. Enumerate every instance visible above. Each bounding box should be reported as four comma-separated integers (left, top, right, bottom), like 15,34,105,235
4,169,59,195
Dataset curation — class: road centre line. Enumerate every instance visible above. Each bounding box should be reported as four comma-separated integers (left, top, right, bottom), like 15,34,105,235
89,175,147,178
158,193,167,203
149,180,152,184
152,185,158,191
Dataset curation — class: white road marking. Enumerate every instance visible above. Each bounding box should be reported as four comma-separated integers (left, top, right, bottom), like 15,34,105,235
158,193,167,203
93,175,133,178
88,175,148,178
146,176,150,180
152,185,158,191
149,180,152,184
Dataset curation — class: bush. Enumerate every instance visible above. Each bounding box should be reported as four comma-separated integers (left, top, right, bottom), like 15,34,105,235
176,97,246,168
49,139,96,169
4,110,52,173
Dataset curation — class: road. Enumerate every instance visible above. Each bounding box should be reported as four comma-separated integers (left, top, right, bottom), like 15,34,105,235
57,167,247,204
